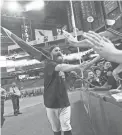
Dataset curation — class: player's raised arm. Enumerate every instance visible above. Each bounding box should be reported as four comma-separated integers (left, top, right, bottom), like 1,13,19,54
84,31,122,64
63,30,117,49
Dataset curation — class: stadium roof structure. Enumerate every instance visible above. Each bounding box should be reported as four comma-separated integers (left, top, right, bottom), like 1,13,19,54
1,1,68,55
1,1,122,78
1,1,122,55
0,1,79,78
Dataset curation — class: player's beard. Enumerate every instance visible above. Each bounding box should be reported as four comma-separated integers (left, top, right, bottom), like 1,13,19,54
53,53,63,63
56,56,63,63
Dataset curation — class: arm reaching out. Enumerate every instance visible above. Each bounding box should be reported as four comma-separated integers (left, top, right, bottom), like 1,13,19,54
55,55,100,73
63,54,81,62
63,30,91,48
55,62,86,72
84,31,122,63
83,55,101,70
113,64,122,80
63,30,116,48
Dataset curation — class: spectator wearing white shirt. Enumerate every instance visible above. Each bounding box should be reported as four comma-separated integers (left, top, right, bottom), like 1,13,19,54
9,82,22,116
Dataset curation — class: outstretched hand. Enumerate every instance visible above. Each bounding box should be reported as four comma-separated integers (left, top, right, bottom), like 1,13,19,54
83,31,117,61
63,30,78,44
63,30,93,48
63,30,118,62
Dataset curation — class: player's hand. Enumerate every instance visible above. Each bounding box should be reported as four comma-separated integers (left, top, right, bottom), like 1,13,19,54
84,31,117,61
79,61,88,69
63,30,78,44
63,30,95,48
113,64,122,81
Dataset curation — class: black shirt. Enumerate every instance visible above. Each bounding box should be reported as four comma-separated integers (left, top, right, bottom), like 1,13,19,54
107,75,117,89
96,76,106,86
88,79,101,88
101,70,108,83
44,60,70,108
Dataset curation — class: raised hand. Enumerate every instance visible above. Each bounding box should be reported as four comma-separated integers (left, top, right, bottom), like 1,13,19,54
63,30,78,43
63,30,92,48
84,31,117,61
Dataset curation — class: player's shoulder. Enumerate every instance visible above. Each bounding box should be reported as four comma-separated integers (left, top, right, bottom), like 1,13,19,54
44,60,57,71
45,60,56,66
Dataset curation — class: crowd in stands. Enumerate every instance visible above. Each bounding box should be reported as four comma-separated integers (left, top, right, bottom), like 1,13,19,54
84,60,122,90
66,58,122,91
2,58,122,101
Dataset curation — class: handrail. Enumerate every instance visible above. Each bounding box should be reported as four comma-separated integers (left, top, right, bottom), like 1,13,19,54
88,90,122,108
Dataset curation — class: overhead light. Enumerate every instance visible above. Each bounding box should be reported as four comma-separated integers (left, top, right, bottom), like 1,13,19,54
25,0,44,11
7,1,20,12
